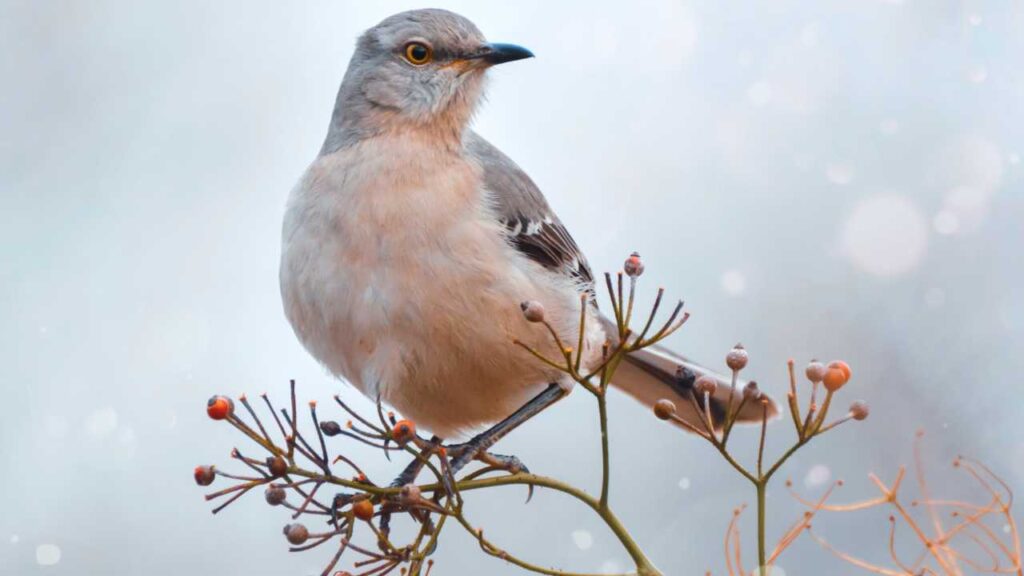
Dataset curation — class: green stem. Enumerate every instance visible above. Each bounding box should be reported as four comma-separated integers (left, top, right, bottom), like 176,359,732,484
450,474,660,575
598,391,611,509
757,481,767,576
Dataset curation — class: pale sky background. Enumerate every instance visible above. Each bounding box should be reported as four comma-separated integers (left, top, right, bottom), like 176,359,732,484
2,1,1023,575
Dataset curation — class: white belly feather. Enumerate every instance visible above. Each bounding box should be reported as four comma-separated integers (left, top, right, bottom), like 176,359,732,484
280,136,602,437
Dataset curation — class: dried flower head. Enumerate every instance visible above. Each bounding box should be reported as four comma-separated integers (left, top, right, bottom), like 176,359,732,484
849,401,870,421
805,360,827,383
194,465,215,486
283,523,309,545
653,399,677,420
265,484,286,506
206,395,234,420
695,375,718,396
624,251,645,278
726,344,748,371
520,300,546,323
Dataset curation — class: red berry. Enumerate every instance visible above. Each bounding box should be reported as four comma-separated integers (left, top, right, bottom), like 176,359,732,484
391,420,416,445
352,499,375,521
624,251,645,278
206,395,234,420
194,465,215,486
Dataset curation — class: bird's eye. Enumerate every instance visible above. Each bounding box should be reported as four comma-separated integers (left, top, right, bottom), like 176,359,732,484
404,42,433,65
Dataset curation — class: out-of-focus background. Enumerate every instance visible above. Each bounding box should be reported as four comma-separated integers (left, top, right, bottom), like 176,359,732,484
2,1,1022,574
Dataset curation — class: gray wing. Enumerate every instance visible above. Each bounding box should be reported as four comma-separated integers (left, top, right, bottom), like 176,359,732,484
465,131,595,297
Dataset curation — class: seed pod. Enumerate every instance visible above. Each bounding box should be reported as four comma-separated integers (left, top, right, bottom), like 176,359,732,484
319,420,341,437
805,361,827,383
849,401,870,421
283,523,309,545
391,420,416,445
206,395,234,420
653,399,677,420
520,300,546,323
267,455,288,478
193,465,216,486
623,251,645,278
725,344,748,371
352,499,375,521
695,375,718,396
265,484,286,506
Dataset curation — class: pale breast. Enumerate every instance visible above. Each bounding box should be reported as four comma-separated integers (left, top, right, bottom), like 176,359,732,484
280,137,600,437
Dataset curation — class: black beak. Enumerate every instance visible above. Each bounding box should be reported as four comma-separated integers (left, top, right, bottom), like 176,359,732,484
476,43,534,65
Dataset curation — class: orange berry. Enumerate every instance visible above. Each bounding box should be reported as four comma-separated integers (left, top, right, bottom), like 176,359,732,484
352,499,375,521
391,420,416,445
206,395,234,420
828,360,852,382
823,368,847,392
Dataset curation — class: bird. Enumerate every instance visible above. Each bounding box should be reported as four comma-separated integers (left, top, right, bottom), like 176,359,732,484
280,9,775,472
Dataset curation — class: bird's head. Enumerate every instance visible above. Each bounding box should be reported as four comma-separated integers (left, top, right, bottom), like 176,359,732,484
322,9,533,153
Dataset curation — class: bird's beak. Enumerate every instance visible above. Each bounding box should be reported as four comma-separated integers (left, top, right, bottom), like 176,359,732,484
471,43,534,66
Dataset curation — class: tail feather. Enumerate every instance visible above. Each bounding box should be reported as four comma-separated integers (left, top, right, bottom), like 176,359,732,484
602,316,779,432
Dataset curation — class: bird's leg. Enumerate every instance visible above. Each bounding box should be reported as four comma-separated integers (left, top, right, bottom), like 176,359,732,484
447,383,566,475
390,435,443,488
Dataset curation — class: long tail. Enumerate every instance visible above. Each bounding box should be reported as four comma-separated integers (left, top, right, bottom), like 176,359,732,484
602,316,778,432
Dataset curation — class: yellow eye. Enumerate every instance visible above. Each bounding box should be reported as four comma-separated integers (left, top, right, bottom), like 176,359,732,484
404,42,433,65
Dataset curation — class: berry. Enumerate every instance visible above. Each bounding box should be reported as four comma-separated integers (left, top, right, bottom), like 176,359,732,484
283,523,309,545
823,368,848,392
828,360,852,382
653,399,677,420
623,251,645,278
725,344,748,371
849,401,870,421
194,465,215,486
319,420,341,437
352,499,375,521
694,375,717,396
805,361,827,383
206,395,234,420
267,455,288,478
520,300,546,323
742,381,762,401
265,484,286,506
391,420,416,445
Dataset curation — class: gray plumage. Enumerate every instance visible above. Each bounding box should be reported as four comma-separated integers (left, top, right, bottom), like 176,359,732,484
280,9,774,439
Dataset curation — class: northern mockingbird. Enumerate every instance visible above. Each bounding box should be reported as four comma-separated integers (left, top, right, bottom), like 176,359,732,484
280,9,774,471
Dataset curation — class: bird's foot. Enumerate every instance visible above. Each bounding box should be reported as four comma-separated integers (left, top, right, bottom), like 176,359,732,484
446,444,534,502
